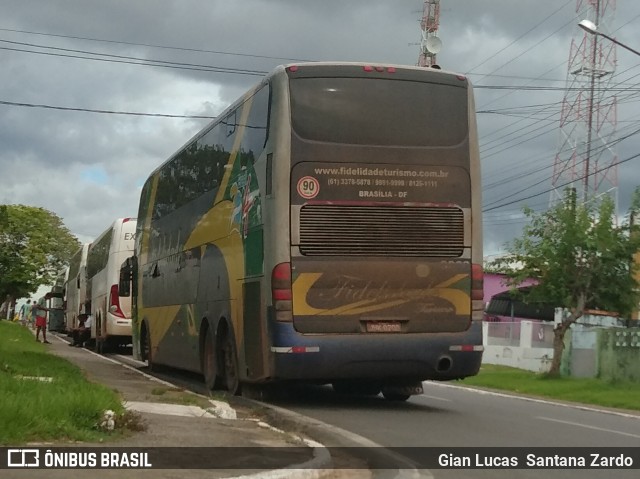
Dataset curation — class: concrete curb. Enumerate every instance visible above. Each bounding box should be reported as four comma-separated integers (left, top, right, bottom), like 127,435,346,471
230,395,427,479
47,332,334,478
222,436,332,479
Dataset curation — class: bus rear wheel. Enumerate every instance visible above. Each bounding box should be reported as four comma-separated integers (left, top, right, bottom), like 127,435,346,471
333,380,381,396
143,324,156,371
382,392,410,402
95,315,105,354
203,327,217,391
219,330,240,395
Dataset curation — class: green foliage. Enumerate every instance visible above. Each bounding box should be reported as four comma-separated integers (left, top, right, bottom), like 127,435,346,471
496,189,640,318
0,205,80,299
495,189,640,375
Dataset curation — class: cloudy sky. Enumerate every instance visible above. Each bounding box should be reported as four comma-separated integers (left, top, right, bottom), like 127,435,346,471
2,0,640,258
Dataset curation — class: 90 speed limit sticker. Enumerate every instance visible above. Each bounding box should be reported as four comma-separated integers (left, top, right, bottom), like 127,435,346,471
297,176,320,199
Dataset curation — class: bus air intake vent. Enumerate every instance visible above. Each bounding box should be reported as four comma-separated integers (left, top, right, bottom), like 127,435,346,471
299,205,464,257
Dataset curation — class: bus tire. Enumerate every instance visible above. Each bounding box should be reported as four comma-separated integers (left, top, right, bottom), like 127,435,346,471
142,322,156,371
382,392,410,402
95,314,104,353
203,326,217,391
219,325,240,396
332,380,381,396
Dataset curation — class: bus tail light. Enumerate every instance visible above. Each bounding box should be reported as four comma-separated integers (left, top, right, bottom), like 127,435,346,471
109,284,125,318
272,263,292,321
471,264,483,301
363,65,396,73
449,345,484,352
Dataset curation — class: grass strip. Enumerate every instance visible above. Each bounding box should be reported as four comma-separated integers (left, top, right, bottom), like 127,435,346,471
461,364,640,411
0,321,125,445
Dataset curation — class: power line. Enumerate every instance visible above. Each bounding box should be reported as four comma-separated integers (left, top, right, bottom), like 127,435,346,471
483,150,640,213
475,84,640,92
465,0,573,77
0,26,311,62
0,44,268,76
0,100,215,119
483,120,640,209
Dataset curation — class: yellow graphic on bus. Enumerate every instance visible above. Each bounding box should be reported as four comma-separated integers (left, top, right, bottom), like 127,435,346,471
292,272,470,316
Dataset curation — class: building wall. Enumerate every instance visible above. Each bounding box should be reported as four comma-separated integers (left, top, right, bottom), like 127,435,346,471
483,311,640,382
597,328,640,381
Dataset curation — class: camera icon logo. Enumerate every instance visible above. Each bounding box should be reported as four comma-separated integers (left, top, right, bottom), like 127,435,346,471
7,449,40,468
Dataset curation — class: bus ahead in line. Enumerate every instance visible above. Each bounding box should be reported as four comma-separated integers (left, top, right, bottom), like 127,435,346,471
130,62,483,401
87,218,137,352
64,243,90,333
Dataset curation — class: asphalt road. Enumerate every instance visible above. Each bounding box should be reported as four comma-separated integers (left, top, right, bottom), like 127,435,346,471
263,381,640,447
111,351,640,479
263,381,640,478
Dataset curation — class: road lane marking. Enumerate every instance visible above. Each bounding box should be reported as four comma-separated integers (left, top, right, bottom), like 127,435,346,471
421,394,452,402
536,416,640,439
425,381,640,420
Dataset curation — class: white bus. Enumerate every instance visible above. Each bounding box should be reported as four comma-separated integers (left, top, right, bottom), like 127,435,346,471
64,243,90,333
87,218,137,352
46,269,68,332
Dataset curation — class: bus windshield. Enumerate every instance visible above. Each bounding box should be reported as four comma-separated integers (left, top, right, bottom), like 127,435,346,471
289,77,468,147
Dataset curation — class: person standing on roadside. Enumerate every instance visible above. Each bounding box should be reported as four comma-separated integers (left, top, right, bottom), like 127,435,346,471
30,301,38,329
19,299,32,326
33,301,50,344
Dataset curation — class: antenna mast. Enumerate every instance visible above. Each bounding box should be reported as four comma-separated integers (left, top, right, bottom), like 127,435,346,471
551,0,617,206
417,0,442,67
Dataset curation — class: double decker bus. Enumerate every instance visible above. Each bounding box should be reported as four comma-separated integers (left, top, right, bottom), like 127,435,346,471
87,218,137,352
64,243,90,333
132,62,483,400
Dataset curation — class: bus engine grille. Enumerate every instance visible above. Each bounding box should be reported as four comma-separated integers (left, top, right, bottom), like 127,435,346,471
299,205,464,257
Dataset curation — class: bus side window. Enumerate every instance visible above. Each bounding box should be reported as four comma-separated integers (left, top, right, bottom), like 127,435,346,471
119,259,132,297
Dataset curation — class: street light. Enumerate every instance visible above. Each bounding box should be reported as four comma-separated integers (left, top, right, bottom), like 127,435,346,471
578,19,640,57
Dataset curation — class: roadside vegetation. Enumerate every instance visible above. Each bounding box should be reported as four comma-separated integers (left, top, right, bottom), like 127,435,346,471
490,188,640,376
461,364,640,412
0,321,133,445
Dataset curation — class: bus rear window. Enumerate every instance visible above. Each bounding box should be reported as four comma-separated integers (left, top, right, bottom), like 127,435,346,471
289,78,468,147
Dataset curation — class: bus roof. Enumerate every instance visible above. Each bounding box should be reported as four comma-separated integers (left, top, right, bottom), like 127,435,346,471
280,61,470,85
143,62,470,182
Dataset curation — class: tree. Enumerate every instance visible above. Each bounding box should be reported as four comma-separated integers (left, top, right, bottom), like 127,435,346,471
495,189,640,376
0,204,80,301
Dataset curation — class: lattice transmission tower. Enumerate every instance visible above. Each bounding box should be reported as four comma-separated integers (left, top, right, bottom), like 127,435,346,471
417,0,442,67
551,0,617,206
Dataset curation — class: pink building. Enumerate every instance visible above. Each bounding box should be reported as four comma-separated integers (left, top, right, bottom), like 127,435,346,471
483,273,536,306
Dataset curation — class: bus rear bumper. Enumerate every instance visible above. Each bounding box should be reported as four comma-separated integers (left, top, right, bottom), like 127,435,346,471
106,317,132,337
269,320,483,382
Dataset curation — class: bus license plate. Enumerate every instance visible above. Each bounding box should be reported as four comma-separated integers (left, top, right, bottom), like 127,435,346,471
366,322,401,333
